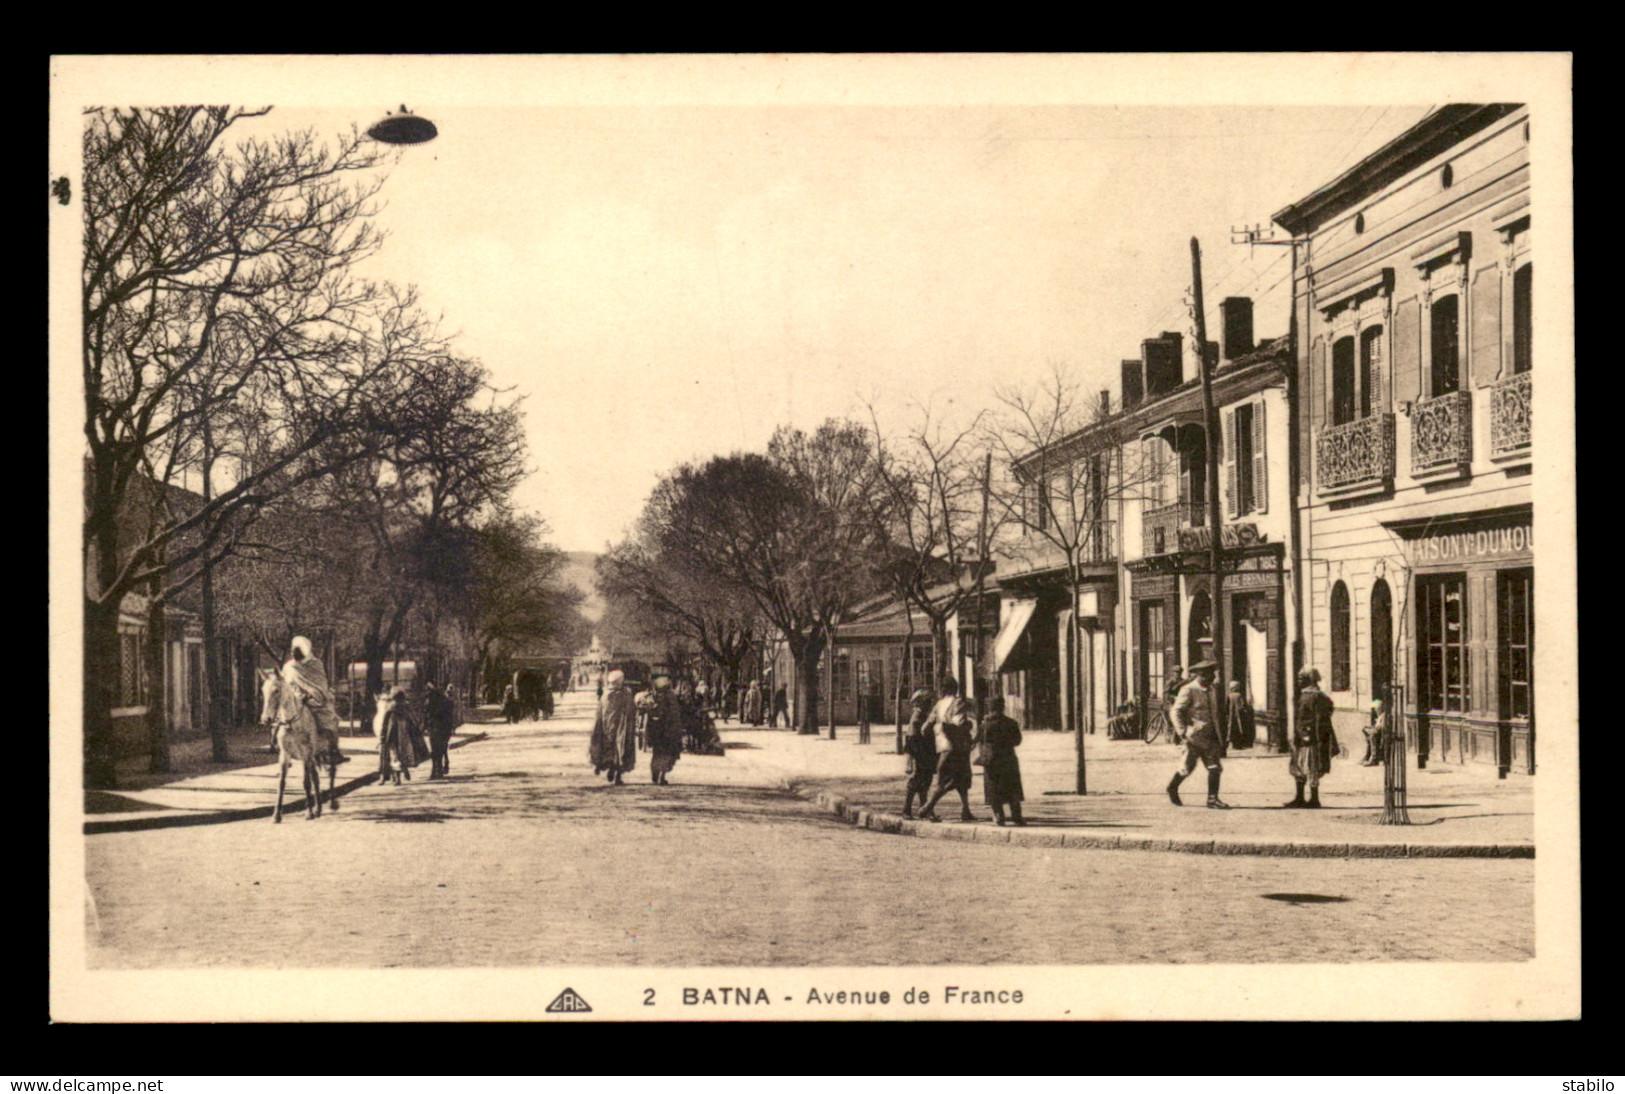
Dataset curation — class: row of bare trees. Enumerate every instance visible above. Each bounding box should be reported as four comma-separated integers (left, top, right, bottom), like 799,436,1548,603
596,369,1149,738
80,106,585,787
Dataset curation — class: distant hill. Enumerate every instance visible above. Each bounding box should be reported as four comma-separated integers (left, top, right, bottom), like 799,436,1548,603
558,551,604,623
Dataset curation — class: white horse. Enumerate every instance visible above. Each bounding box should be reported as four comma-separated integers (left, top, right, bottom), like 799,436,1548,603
260,673,335,822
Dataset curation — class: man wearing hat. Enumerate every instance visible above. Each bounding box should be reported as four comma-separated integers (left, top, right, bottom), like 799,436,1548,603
1166,659,1229,809
1286,668,1338,807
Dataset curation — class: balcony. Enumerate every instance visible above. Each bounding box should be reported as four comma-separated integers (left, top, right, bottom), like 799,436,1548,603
1142,503,1204,556
1490,371,1531,461
1316,412,1395,495
1411,389,1473,478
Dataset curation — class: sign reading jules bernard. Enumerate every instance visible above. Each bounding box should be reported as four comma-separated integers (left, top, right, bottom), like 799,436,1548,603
1405,515,1533,566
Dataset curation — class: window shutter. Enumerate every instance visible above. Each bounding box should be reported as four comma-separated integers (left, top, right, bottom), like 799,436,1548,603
1370,328,1386,411
1308,335,1325,489
1225,407,1240,520
1471,263,1502,387
1253,398,1268,515
1392,296,1421,403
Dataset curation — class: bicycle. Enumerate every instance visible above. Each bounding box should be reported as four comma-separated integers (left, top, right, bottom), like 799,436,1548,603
1143,700,1178,745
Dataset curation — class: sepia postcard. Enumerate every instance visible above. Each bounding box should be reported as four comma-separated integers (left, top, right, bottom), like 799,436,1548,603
49,52,1578,1022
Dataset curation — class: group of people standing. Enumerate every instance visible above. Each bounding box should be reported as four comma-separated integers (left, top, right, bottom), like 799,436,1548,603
589,669,724,787
1163,659,1350,810
901,677,1026,826
712,681,789,728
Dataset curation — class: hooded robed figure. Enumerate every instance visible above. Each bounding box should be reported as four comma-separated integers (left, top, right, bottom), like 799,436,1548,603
282,636,346,763
591,670,638,784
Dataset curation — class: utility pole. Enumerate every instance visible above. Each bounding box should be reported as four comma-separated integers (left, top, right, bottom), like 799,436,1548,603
1192,237,1227,745
975,451,993,716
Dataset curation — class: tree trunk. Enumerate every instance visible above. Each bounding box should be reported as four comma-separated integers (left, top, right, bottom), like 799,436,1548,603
144,594,171,774
930,617,949,690
1071,563,1088,795
791,631,825,735
83,596,122,789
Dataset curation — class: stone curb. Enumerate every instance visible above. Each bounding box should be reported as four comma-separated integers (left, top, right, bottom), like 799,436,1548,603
83,732,491,835
793,785,1534,860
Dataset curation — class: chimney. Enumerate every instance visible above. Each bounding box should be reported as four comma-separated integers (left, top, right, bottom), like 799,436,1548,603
1221,296,1254,361
1121,360,1144,408
1143,332,1184,397
1099,390,1111,417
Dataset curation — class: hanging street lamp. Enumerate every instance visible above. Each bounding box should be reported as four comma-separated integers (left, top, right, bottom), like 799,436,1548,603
367,105,438,145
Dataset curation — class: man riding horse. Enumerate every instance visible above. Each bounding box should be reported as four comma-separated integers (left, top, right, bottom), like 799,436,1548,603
281,636,350,767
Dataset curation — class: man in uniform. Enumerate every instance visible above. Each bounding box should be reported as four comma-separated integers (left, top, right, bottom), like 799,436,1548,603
1286,668,1338,808
1166,660,1228,809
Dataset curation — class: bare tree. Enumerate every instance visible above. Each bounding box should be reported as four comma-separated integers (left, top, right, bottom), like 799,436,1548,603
597,532,763,695
988,362,1160,793
81,105,449,787
865,402,1003,704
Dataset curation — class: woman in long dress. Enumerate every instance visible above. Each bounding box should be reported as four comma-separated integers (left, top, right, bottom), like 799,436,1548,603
979,695,1025,826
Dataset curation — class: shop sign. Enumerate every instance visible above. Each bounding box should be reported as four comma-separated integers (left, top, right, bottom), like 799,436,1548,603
1409,522,1532,565
1224,571,1277,591
1178,522,1262,553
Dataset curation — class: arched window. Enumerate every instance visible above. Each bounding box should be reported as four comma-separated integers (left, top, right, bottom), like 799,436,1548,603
1371,579,1393,704
1187,590,1211,668
1330,581,1351,691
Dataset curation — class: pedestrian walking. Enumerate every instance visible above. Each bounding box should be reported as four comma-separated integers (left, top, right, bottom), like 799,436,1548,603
1165,660,1230,809
918,677,979,823
590,669,637,785
900,688,936,818
1286,669,1339,807
644,671,683,785
977,695,1025,826
772,685,789,728
744,681,764,727
423,680,456,779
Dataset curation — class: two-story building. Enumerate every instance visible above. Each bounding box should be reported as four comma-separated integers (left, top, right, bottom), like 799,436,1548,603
1119,304,1297,750
1272,103,1534,774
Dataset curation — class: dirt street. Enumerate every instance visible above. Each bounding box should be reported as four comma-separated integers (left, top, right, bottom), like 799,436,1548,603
84,694,1533,968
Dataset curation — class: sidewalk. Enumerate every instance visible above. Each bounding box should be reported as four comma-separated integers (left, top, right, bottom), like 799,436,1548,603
82,723,492,834
715,722,1535,858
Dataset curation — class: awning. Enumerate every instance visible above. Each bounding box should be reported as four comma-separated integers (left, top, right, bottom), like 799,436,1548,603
991,599,1039,673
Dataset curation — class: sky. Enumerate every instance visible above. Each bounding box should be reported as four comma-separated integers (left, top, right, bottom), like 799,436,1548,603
55,55,1566,554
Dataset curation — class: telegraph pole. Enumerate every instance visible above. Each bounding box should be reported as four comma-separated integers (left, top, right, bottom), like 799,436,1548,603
1191,237,1227,744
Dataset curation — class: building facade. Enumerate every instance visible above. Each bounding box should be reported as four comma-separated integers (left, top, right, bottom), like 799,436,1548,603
1273,103,1535,773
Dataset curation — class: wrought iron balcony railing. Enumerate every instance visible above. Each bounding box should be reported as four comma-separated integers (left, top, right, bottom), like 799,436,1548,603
1411,389,1474,474
1080,519,1117,565
1490,371,1531,459
1316,413,1396,493
1141,502,1204,556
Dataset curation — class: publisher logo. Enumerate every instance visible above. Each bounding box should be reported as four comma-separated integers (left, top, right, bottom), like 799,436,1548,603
545,987,593,1014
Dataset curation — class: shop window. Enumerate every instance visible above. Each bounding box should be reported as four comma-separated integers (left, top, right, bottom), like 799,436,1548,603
1497,569,1533,721
1431,294,1461,396
1418,574,1469,713
1331,336,1357,425
1140,600,1166,701
1359,325,1383,417
1513,263,1532,374
119,630,144,706
832,652,853,703
1329,581,1351,691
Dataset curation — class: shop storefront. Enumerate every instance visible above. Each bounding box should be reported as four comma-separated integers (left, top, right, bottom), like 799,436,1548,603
1387,504,1534,775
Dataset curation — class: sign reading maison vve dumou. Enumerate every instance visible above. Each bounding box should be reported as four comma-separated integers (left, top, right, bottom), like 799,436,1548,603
1408,522,1533,565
